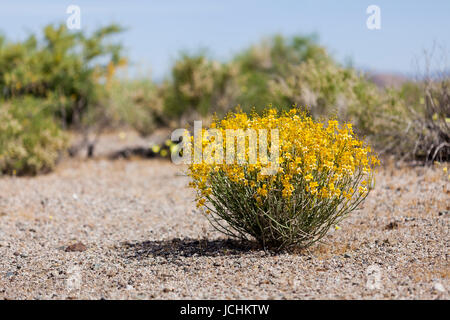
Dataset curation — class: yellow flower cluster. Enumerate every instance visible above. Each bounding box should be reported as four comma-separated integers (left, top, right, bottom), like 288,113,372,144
188,108,379,208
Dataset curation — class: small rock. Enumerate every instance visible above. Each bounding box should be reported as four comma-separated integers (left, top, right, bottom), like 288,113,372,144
13,252,28,258
438,211,449,216
434,283,445,293
5,271,15,278
92,263,101,270
343,253,352,259
385,221,399,230
65,242,87,252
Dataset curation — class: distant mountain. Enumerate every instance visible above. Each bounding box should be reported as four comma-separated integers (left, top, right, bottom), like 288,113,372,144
367,72,411,89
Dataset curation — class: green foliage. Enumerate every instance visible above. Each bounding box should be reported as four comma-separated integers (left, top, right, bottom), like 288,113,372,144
234,34,327,76
159,34,388,125
163,53,236,121
106,79,165,136
0,23,125,175
265,53,392,136
0,21,445,178
162,35,330,120
0,23,124,126
345,77,449,162
232,35,329,113
158,35,448,163
387,79,450,161
0,97,68,175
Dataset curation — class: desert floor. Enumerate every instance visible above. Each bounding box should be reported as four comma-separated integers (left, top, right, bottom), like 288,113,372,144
0,140,448,299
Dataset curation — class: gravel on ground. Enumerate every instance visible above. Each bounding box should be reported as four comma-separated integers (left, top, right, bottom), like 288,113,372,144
0,157,448,299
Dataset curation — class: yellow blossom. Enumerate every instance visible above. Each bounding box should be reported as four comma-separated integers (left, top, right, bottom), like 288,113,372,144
187,107,378,208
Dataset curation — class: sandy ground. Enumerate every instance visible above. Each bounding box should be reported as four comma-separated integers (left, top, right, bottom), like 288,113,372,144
0,155,448,299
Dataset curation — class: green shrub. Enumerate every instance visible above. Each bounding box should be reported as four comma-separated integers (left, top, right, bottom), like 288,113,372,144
268,57,380,125
106,79,165,136
0,97,68,175
163,53,237,122
234,34,328,76
384,79,450,161
161,35,329,121
231,35,329,113
0,23,125,127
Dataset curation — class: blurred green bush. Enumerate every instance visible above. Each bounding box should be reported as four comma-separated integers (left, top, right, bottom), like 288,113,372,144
0,23,447,176
232,34,329,112
160,35,384,122
159,35,448,161
0,23,126,174
163,53,237,123
0,23,125,127
106,79,166,136
384,78,449,161
0,97,68,175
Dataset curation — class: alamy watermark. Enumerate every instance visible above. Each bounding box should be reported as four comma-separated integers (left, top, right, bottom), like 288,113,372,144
365,265,383,290
66,264,82,291
366,5,381,30
170,121,280,175
66,5,81,30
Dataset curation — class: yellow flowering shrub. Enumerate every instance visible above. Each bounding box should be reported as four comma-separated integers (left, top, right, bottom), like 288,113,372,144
187,107,379,250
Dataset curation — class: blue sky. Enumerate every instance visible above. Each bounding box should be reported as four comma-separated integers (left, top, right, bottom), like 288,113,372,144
0,1,449,80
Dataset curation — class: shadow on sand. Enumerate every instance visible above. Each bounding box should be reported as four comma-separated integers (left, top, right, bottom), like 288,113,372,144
122,237,262,259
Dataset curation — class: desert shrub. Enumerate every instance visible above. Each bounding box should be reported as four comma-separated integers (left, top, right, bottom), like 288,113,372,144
161,35,329,121
235,34,328,77
232,35,329,113
416,78,449,161
0,23,125,127
105,79,165,136
350,75,449,162
265,57,445,161
0,97,68,175
268,57,386,132
163,53,237,122
187,108,379,250
389,78,450,161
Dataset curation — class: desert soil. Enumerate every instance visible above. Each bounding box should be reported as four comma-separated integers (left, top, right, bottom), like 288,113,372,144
0,150,448,299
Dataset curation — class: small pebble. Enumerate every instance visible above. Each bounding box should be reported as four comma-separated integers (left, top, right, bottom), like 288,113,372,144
434,283,445,293
65,242,87,252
